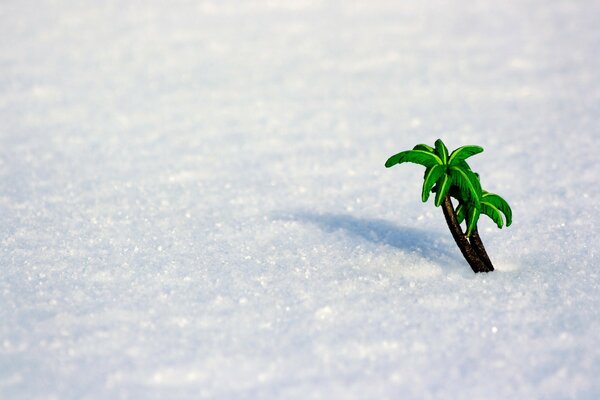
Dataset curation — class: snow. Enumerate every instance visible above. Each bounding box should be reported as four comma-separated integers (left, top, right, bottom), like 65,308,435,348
1,0,599,398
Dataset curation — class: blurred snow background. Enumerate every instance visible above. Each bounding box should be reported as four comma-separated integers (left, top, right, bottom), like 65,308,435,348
1,0,599,398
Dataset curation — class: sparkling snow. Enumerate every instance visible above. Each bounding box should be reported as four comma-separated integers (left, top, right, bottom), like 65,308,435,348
1,0,599,399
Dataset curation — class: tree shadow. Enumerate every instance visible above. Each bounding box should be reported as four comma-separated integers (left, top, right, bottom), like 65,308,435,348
273,211,462,265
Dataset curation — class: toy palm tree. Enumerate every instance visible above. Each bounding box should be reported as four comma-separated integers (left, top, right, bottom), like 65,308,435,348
385,139,512,273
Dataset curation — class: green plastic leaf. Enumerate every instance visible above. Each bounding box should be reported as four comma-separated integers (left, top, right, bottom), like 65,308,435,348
481,203,504,229
385,150,442,168
448,145,484,165
434,139,449,163
434,174,451,207
465,202,481,237
482,192,512,226
468,170,483,197
455,203,466,224
413,144,435,153
449,166,481,205
456,159,473,171
421,165,445,202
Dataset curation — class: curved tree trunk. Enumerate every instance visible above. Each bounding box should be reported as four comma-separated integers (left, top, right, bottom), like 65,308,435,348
469,228,495,271
441,196,491,273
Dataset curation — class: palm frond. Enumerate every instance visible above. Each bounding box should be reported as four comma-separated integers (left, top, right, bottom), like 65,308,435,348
456,159,473,171
449,166,481,205
421,165,445,202
481,203,504,229
434,174,451,207
385,150,442,168
448,145,484,165
465,202,481,237
455,203,466,224
468,170,483,196
434,139,449,163
413,144,435,153
482,192,512,226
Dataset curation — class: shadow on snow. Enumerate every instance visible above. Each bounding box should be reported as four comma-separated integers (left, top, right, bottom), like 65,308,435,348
273,211,462,266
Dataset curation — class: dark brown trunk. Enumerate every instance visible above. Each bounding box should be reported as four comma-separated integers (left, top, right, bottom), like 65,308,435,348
441,196,491,273
469,228,494,271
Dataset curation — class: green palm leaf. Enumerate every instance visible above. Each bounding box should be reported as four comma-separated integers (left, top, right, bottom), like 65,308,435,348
385,150,442,168
456,159,473,171
413,144,435,153
448,145,484,165
434,139,449,163
458,192,511,230
465,202,481,236
455,199,482,234
421,165,445,202
468,170,483,196
449,166,481,205
434,174,451,207
455,203,466,224
482,192,512,226
481,203,504,229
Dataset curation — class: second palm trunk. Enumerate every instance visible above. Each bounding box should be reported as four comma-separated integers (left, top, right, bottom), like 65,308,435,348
442,196,494,273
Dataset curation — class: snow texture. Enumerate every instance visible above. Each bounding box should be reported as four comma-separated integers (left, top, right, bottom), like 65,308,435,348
1,0,599,399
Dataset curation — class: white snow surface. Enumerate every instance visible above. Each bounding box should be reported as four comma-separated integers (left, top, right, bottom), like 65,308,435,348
1,0,599,398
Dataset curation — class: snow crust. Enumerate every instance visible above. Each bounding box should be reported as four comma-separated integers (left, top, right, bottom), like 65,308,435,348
1,0,599,398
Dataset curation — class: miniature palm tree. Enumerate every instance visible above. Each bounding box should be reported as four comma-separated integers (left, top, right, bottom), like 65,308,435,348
385,139,512,273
